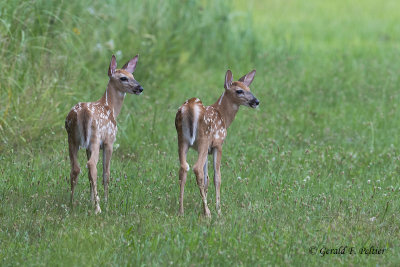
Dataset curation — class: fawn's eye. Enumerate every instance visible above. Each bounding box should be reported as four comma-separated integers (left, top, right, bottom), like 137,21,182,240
236,90,244,94
120,77,128,82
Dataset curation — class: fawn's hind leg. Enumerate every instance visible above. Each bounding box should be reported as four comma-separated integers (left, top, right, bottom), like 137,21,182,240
193,145,211,218
69,138,80,205
178,138,189,215
87,142,101,214
102,143,113,202
204,160,209,196
86,149,94,203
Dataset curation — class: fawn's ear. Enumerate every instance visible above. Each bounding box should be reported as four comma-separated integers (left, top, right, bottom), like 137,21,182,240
108,55,117,77
238,69,256,87
224,70,233,90
122,54,139,73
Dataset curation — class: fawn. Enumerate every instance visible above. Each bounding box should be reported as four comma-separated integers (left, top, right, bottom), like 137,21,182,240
175,69,259,217
65,54,143,214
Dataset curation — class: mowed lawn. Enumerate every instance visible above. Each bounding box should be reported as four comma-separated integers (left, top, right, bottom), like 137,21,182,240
1,0,400,266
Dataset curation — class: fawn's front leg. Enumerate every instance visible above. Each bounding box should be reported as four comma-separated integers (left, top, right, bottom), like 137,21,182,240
213,147,222,215
102,143,113,202
193,146,211,218
87,142,101,214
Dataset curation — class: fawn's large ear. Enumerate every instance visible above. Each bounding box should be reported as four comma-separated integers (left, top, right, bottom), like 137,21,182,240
224,70,233,90
108,55,117,77
238,69,256,87
122,54,139,73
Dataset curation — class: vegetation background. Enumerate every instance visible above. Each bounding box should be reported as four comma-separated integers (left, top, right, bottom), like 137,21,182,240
1,0,400,265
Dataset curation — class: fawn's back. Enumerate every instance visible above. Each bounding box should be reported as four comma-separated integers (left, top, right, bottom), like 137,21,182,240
65,100,117,150
175,97,227,150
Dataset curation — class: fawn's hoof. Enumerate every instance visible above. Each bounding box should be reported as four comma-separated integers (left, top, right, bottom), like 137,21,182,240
95,206,102,214
179,208,184,216
204,208,211,218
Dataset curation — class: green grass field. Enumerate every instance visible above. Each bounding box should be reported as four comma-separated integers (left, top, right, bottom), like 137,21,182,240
1,0,400,265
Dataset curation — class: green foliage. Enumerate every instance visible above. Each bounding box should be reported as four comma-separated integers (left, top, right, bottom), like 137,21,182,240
0,0,256,148
1,0,400,266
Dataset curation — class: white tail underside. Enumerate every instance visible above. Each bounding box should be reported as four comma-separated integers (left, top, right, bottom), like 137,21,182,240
182,104,200,146
78,116,92,149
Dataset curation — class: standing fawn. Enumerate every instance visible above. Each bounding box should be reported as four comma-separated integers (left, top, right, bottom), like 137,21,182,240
175,69,259,217
65,54,143,214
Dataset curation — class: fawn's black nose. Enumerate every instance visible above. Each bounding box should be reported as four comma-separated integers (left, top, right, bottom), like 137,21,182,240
138,86,144,92
250,98,259,108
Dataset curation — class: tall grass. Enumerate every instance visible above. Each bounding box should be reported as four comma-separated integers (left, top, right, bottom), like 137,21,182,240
0,0,257,151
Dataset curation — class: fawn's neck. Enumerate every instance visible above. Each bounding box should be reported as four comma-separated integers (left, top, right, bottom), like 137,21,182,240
100,81,126,118
212,91,239,129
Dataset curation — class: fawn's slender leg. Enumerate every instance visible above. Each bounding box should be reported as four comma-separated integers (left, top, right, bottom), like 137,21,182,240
86,149,94,203
178,139,189,215
102,143,113,202
213,146,222,215
69,138,80,205
87,142,101,214
203,160,209,196
193,145,211,217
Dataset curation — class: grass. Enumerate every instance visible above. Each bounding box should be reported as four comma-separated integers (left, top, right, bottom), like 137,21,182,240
1,0,400,265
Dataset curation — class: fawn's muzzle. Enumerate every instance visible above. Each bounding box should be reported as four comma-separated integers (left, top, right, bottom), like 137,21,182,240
249,98,260,108
134,85,143,95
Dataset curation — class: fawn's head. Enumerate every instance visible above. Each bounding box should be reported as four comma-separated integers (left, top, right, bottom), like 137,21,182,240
223,69,259,108
108,54,143,95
